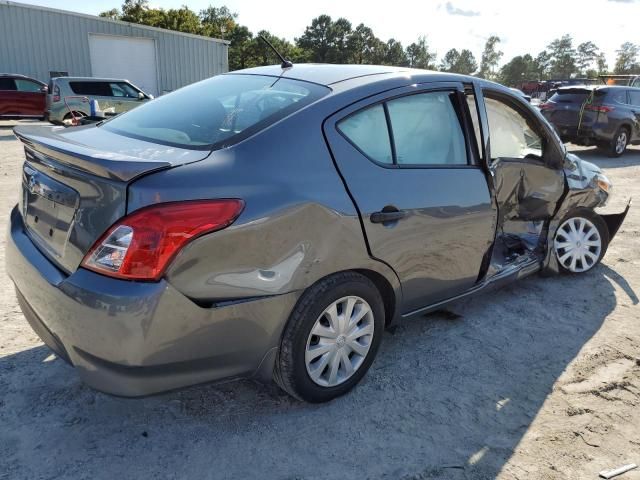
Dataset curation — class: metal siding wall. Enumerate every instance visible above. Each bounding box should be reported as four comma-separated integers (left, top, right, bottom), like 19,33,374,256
0,2,228,92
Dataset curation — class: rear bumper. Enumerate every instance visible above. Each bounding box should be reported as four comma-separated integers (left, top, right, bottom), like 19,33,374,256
6,206,299,396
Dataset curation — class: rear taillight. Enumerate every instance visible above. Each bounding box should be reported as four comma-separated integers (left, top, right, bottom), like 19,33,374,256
53,85,60,102
81,199,244,281
585,104,614,113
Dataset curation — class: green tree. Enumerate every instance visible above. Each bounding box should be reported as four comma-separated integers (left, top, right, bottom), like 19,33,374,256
296,15,333,62
99,8,120,19
346,24,378,64
499,54,537,86
406,36,436,69
440,48,477,74
547,35,577,78
326,18,352,63
596,53,609,75
534,50,552,79
199,6,237,39
478,36,503,80
159,7,200,34
576,41,599,76
383,39,408,66
613,42,640,74
228,25,253,70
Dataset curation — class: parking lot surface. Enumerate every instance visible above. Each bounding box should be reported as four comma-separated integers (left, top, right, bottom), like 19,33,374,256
1,121,640,479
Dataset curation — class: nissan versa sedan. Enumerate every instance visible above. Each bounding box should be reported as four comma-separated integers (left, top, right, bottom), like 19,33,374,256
6,65,630,403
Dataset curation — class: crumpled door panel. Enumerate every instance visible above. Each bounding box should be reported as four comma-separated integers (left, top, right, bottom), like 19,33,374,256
491,158,565,226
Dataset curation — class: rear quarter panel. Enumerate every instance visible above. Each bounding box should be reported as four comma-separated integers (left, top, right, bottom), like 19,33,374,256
127,97,402,311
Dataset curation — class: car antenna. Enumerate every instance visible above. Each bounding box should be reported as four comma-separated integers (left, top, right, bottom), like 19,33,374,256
259,35,293,69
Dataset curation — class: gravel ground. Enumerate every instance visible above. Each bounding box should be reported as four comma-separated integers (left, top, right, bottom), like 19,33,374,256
1,121,640,480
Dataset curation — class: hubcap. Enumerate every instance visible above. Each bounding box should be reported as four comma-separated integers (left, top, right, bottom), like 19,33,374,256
616,132,627,154
305,296,374,387
554,217,602,273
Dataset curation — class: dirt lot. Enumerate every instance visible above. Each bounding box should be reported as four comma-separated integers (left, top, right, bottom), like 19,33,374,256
1,121,639,480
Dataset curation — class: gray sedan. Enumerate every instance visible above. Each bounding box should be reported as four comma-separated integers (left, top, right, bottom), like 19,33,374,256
6,65,629,402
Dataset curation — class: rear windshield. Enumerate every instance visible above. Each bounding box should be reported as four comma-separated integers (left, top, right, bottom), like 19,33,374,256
102,74,330,150
549,90,591,103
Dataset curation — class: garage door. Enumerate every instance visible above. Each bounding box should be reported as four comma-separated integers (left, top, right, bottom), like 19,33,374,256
88,34,159,96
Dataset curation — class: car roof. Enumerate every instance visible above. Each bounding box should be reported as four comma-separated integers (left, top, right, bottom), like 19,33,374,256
0,73,43,82
53,77,131,82
228,64,418,86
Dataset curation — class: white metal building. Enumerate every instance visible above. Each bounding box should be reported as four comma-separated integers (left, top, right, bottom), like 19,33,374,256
0,1,229,96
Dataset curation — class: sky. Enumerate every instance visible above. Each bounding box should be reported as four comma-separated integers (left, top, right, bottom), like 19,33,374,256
13,0,640,67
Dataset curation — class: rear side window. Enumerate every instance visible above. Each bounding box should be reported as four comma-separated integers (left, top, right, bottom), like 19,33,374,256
338,90,468,166
0,78,17,91
629,90,640,107
69,81,112,96
102,74,329,150
337,104,393,164
387,92,467,165
605,89,627,104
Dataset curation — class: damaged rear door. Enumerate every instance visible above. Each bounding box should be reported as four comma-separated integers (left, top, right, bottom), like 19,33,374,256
480,90,566,228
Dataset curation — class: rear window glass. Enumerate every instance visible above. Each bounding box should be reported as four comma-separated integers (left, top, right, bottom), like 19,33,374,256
69,81,112,96
604,89,627,104
102,75,329,150
549,91,590,103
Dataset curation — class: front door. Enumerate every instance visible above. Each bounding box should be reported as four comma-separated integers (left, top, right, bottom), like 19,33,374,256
479,90,566,224
14,78,46,116
324,83,497,313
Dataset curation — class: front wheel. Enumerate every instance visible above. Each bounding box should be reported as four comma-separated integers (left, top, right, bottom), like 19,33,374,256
554,210,609,274
274,272,385,402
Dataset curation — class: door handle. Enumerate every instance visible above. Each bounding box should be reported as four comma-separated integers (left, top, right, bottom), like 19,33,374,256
370,209,407,224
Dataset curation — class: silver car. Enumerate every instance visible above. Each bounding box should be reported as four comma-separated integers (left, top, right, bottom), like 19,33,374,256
7,64,629,403
46,76,152,124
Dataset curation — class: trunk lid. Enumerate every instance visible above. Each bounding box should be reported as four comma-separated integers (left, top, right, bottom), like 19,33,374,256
546,88,593,127
14,124,211,273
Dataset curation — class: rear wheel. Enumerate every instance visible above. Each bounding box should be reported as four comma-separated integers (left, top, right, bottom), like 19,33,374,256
274,272,384,402
554,209,609,274
604,127,629,158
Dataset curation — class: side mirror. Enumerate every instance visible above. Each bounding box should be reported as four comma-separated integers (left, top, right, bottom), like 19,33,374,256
40,86,48,93
138,92,146,100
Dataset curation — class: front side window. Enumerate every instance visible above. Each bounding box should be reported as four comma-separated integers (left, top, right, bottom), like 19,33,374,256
629,90,640,107
110,82,140,98
484,95,543,160
338,90,469,166
15,79,41,92
103,74,329,150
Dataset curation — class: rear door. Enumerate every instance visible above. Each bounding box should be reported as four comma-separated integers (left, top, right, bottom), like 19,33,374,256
324,82,496,312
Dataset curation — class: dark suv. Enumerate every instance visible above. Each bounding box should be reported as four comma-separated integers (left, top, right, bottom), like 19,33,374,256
540,85,640,157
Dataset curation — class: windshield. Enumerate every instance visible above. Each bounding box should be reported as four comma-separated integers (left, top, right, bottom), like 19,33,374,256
103,74,329,150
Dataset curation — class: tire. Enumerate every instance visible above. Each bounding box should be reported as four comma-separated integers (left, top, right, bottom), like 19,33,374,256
274,272,385,402
554,208,609,274
605,127,629,158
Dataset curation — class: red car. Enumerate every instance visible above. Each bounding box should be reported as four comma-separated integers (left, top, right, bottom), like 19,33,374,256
0,74,47,120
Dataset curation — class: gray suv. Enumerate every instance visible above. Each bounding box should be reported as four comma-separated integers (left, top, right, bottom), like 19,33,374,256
7,65,629,402
46,76,152,124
